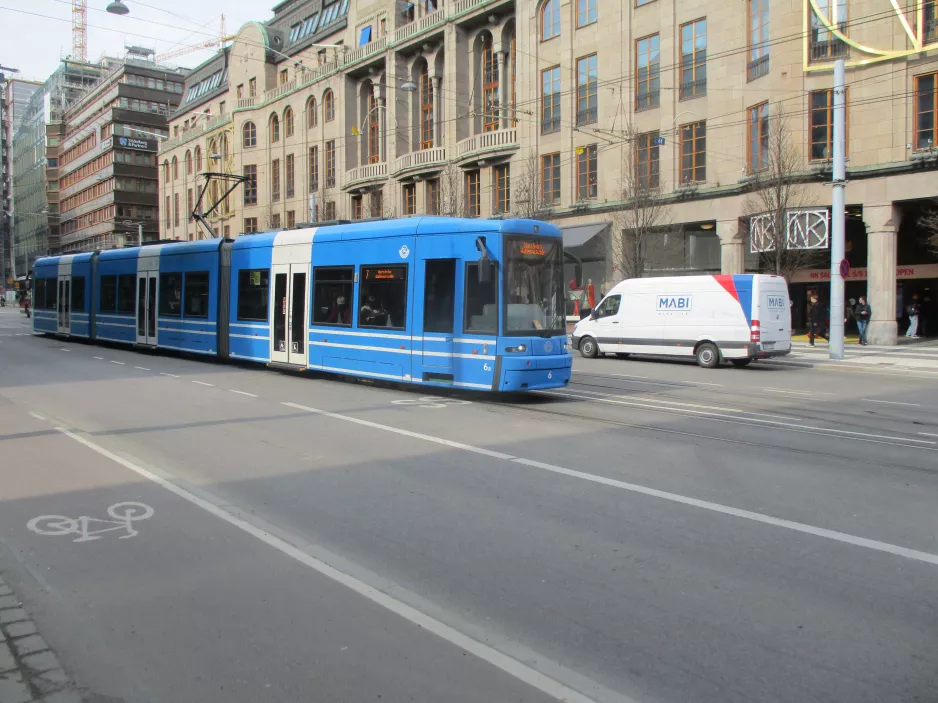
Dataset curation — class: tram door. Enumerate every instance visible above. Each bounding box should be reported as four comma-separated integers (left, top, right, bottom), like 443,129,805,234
420,259,457,374
56,275,71,335
135,273,157,345
270,263,308,366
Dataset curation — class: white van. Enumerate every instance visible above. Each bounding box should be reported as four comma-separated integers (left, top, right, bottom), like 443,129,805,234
572,274,791,368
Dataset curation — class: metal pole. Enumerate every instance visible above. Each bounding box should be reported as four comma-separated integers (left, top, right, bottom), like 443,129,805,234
138,223,143,247
829,59,847,360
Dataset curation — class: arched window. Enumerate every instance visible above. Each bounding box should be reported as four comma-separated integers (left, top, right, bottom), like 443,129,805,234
541,0,560,40
419,64,434,149
482,34,500,132
172,156,179,180
185,150,192,175
307,96,318,128
194,146,202,172
270,113,280,143
162,160,169,183
284,106,294,137
323,89,335,122
368,86,380,164
243,121,257,148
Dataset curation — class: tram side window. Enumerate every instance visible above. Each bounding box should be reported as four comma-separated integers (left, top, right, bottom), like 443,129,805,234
184,271,210,318
312,266,353,326
237,268,269,321
358,265,407,330
71,276,86,311
464,262,498,334
100,275,117,312
46,279,57,311
117,274,136,314
34,279,46,309
158,273,182,316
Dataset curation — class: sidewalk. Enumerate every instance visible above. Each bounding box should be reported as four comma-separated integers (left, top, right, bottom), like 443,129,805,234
0,575,83,703
773,337,938,372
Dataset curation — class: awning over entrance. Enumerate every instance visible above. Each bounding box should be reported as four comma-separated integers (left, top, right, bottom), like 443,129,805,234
561,221,610,249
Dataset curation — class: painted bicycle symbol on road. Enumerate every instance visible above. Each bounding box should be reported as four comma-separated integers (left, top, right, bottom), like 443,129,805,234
27,502,154,543
391,396,472,410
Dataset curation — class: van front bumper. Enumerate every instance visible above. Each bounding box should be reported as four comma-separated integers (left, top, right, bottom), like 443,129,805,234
570,335,581,350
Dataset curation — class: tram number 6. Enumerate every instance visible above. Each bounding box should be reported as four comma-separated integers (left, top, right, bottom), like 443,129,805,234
548,371,552,379
483,363,491,372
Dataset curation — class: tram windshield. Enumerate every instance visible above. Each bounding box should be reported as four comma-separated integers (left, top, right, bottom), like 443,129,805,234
504,236,565,337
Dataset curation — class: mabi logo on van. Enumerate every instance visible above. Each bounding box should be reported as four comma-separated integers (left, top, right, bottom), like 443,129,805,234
656,295,692,312
766,295,786,310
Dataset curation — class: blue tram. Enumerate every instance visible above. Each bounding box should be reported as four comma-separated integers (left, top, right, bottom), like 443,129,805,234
32,217,572,392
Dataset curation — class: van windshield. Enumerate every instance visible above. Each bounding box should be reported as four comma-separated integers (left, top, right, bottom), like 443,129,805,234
504,236,565,337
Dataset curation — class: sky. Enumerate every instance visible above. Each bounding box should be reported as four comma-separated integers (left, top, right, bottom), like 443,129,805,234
0,0,265,82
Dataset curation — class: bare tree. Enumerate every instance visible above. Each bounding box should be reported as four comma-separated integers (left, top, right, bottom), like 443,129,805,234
259,203,280,231
511,152,553,220
915,206,938,254
437,162,465,217
745,105,823,283
610,129,672,280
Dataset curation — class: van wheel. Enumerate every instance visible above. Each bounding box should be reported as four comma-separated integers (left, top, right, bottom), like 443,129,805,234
730,359,752,368
615,353,630,359
579,336,599,358
695,343,720,368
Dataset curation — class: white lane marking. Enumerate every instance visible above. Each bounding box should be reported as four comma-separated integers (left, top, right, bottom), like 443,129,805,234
862,399,922,408
568,388,799,421
279,403,938,566
282,402,514,460
548,390,936,447
109,360,125,365
919,432,938,438
54,426,614,703
230,389,258,398
134,366,151,371
160,372,180,378
60,348,70,352
573,370,723,388
28,412,46,421
762,388,812,396
192,381,215,387
93,356,104,360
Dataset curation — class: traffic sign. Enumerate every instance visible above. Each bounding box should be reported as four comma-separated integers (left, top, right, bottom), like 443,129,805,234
839,258,850,278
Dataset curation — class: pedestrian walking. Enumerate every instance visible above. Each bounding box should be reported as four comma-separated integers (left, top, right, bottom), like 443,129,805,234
906,293,921,338
854,296,871,345
809,295,828,346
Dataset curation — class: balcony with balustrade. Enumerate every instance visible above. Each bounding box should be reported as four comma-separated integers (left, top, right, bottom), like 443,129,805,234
454,128,518,167
391,147,447,179
391,7,446,49
343,161,388,191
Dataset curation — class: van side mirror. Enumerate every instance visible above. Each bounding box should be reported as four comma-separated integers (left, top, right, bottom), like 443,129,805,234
477,259,494,284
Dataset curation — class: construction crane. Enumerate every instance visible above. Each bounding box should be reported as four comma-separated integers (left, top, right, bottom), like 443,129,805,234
156,16,233,65
72,0,87,63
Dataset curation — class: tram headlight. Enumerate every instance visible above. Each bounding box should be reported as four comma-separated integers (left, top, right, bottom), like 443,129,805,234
506,344,527,353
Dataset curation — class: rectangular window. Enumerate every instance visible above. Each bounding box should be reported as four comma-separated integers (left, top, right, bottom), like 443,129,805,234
71,276,86,312
325,140,336,187
173,193,180,227
810,89,849,160
370,189,383,217
636,131,660,189
916,74,937,149
810,0,848,62
279,69,289,85
158,273,182,316
635,35,660,111
748,102,770,172
184,271,210,318
244,165,257,205
117,274,136,314
100,275,117,312
680,19,707,100
249,78,257,97
541,153,560,204
464,262,498,334
482,38,500,132
576,54,598,125
34,279,46,310
494,165,510,214
576,144,597,200
286,154,295,197
541,66,561,134
359,265,408,329
244,217,258,233
576,0,597,27
187,188,193,215
927,1,938,41
271,213,281,229
287,210,296,228
420,70,434,148
164,195,171,229
312,266,353,326
324,201,336,220
403,184,416,215
748,0,770,81
680,121,706,183
271,158,281,201
309,146,319,191
45,279,56,311
466,170,480,217
352,195,363,219
426,179,439,215
237,269,269,321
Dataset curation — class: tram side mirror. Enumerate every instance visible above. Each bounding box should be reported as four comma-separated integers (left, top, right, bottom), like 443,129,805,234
477,258,494,284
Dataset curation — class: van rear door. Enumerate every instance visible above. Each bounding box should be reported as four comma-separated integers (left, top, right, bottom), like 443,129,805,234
755,276,791,350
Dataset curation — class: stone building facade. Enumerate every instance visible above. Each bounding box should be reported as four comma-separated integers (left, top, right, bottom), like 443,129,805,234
159,0,938,344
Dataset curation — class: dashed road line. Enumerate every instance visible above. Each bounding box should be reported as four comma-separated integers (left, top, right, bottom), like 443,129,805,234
28,411,46,421
230,389,258,398
160,372,180,378
919,432,938,438
60,348,70,352
192,380,215,387
93,356,104,360
134,366,151,371
862,399,922,408
109,360,125,365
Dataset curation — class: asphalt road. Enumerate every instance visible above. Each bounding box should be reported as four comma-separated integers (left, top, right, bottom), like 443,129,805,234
1,306,937,703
